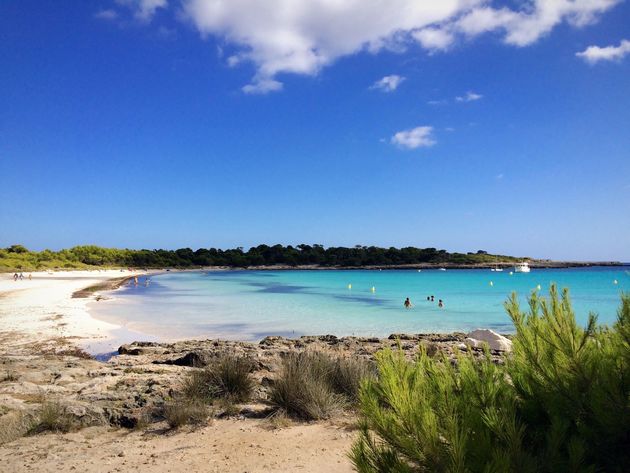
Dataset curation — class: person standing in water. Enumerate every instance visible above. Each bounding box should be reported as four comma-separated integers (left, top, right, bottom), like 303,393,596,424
404,297,412,309
438,299,444,308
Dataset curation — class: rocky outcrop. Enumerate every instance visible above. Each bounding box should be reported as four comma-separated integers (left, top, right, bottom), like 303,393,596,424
465,329,513,352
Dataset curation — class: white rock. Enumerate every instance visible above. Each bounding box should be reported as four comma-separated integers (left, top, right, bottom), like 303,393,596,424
465,329,512,352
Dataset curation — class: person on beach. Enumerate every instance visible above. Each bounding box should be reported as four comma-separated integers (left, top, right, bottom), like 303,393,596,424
28,273,32,280
404,297,412,309
13,273,18,281
19,272,24,280
438,299,444,308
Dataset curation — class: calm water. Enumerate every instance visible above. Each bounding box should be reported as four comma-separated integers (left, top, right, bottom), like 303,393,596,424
89,267,630,342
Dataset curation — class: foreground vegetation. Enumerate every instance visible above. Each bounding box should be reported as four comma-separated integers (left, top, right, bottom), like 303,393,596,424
0,244,523,272
352,286,630,472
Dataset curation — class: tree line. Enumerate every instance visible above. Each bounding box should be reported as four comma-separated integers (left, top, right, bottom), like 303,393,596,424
0,244,522,271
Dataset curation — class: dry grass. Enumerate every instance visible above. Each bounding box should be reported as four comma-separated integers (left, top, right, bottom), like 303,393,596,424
269,352,376,420
269,352,345,420
162,400,210,429
182,355,255,404
0,410,34,445
28,400,77,434
1,370,19,382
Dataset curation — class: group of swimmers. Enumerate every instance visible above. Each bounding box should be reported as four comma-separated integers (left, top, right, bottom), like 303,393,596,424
133,276,151,287
404,295,444,309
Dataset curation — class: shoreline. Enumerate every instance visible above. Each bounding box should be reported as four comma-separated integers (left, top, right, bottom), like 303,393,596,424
0,270,152,356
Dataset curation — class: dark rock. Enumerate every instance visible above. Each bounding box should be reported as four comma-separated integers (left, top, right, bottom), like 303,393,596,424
118,345,142,355
164,351,209,367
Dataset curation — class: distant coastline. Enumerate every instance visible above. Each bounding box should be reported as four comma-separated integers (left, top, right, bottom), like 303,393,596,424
4,243,625,274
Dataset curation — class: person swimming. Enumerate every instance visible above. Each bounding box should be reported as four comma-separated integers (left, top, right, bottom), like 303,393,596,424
438,299,444,308
430,295,435,302
426,296,430,301
404,297,412,309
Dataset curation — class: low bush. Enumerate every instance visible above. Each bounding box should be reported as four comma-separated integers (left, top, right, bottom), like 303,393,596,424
351,286,630,472
269,351,373,420
29,401,76,434
269,351,344,420
330,356,376,403
0,410,33,445
163,400,209,429
182,355,255,403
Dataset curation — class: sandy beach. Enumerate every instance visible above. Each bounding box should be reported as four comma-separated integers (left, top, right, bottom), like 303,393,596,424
0,270,357,472
0,270,151,355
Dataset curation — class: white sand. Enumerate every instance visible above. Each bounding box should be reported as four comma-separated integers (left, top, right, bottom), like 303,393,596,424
0,270,147,352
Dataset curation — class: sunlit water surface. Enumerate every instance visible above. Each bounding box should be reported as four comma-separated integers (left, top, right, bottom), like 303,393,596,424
88,267,629,345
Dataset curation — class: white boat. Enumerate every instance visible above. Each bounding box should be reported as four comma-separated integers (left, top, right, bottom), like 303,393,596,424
439,268,446,271
514,262,531,273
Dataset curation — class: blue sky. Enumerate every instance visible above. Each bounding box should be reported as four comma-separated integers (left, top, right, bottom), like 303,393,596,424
1,0,629,261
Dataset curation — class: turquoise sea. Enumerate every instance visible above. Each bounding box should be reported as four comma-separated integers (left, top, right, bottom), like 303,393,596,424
88,267,630,344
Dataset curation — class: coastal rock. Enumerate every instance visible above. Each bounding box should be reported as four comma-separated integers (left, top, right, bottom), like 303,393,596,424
166,351,210,367
465,329,512,352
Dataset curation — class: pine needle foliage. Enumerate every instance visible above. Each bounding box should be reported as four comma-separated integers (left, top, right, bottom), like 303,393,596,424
351,285,630,473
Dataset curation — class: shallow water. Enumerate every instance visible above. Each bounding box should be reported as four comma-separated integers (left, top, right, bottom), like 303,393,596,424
89,267,630,342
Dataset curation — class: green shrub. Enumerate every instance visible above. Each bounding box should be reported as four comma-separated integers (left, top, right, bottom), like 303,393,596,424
163,400,209,429
351,286,630,473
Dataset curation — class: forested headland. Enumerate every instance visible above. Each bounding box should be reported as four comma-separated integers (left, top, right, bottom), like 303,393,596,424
0,244,526,272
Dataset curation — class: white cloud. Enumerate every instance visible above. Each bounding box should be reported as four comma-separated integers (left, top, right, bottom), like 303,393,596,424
242,78,283,94
94,9,119,20
455,91,483,102
371,74,405,92
496,173,504,180
413,27,455,51
172,0,620,93
391,126,436,150
456,1,621,47
116,0,168,22
576,39,630,64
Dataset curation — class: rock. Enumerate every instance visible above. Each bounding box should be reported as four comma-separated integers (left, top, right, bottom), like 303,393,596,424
465,329,512,352
118,345,142,356
164,351,209,367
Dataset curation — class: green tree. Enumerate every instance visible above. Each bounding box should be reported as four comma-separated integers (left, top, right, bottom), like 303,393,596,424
351,286,630,472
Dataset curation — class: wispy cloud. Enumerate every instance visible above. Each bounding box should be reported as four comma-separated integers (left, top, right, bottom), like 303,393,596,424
496,173,504,180
429,91,482,105
115,0,167,22
242,78,283,95
576,39,630,64
371,75,405,92
391,126,435,150
94,9,118,21
455,91,483,102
